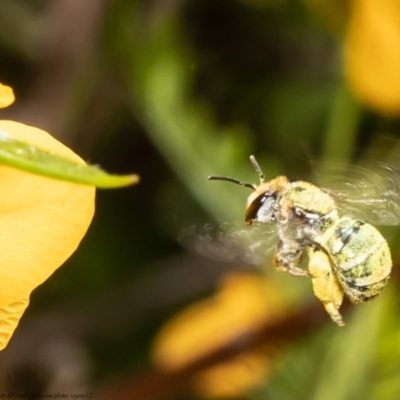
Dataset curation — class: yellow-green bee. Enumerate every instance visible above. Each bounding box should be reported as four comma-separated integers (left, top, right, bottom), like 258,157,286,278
208,156,392,326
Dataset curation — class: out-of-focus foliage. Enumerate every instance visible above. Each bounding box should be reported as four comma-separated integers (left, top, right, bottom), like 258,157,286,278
1,0,400,399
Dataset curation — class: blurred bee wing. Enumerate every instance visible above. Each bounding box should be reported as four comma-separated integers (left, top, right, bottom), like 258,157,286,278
179,222,278,266
316,161,400,226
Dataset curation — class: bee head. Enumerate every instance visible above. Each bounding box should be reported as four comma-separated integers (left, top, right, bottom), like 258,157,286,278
208,156,288,225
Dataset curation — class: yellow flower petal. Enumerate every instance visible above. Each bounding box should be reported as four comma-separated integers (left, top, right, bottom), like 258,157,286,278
0,84,15,109
344,0,400,115
0,297,29,347
0,120,95,349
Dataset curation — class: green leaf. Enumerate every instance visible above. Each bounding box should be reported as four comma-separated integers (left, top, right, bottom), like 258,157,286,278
0,130,139,188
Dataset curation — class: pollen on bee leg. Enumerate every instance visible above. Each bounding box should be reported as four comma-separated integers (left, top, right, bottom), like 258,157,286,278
307,248,345,327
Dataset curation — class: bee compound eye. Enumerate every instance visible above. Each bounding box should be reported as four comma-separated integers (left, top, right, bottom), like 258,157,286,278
246,194,265,221
256,195,276,222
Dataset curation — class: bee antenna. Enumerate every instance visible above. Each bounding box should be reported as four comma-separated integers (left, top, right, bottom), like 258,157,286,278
249,155,265,183
207,175,256,190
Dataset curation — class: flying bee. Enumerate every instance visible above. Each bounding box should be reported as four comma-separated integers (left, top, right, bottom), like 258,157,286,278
208,156,392,326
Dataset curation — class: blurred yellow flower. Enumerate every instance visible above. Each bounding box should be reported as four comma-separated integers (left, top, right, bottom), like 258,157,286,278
152,272,285,398
193,350,274,399
344,0,400,116
0,84,95,349
0,84,15,109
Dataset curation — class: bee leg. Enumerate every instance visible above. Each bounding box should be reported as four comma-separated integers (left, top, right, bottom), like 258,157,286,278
307,248,345,327
273,240,310,277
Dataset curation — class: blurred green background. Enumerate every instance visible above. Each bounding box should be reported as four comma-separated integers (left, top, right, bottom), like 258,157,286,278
1,0,400,399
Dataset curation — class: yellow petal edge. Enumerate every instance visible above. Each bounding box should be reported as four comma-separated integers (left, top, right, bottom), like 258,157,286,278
0,84,15,109
0,120,95,349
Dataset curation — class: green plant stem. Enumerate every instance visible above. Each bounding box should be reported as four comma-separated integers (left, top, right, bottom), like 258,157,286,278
320,83,361,168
